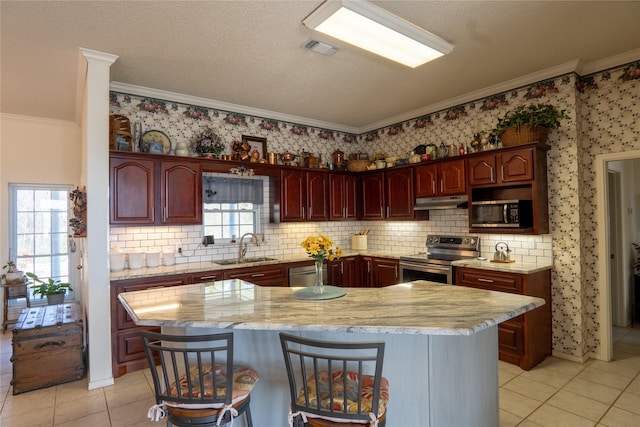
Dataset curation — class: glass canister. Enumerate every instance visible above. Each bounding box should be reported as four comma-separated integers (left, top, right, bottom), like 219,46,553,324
332,150,345,166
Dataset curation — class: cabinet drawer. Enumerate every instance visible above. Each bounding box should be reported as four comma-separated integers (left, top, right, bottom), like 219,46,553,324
455,268,523,294
191,271,222,283
224,266,285,287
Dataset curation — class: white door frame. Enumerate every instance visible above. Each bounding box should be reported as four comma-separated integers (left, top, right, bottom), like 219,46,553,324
607,170,624,326
595,149,640,361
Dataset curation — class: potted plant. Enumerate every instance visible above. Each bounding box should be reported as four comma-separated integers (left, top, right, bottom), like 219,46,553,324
2,260,24,284
493,103,569,147
27,272,72,305
192,126,225,158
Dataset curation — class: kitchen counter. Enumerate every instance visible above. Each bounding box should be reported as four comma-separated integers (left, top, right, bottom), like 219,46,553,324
119,279,543,426
109,250,408,281
452,258,552,274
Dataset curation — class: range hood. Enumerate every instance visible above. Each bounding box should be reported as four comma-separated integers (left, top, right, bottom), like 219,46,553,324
414,195,468,210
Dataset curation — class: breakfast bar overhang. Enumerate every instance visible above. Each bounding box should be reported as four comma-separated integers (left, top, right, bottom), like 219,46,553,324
118,280,544,427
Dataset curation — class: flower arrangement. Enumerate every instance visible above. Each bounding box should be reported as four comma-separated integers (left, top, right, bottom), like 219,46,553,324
301,234,342,263
192,126,225,156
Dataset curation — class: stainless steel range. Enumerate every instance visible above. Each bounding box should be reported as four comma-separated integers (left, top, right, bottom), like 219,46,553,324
399,235,480,284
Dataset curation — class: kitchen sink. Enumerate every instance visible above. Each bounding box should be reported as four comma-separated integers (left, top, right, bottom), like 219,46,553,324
213,257,277,265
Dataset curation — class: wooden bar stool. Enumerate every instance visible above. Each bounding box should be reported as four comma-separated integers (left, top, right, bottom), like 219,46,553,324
280,333,389,427
141,331,259,427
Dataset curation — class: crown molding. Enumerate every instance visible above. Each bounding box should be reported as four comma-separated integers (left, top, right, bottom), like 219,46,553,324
578,48,640,75
109,82,360,135
80,48,119,66
1,112,80,128
360,60,580,133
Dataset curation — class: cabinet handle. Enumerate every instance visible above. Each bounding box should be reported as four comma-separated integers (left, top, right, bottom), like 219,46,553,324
440,180,444,193
477,278,494,283
151,207,155,219
199,275,217,280
340,262,344,274
251,273,265,278
164,206,168,220
367,262,371,273
386,206,389,217
302,207,305,219
490,168,494,182
309,206,312,218
380,206,384,217
344,207,347,217
501,165,505,181
432,180,436,194
395,265,398,278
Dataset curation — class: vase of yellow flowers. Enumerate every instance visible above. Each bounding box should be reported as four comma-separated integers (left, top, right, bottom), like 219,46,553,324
301,234,342,294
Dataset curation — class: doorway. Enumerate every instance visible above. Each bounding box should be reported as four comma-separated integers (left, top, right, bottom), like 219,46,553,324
596,151,640,361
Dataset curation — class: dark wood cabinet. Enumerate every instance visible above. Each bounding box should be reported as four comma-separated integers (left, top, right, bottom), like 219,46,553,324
329,174,357,220
160,160,202,224
110,153,201,226
372,258,399,287
415,160,466,198
110,155,155,224
279,170,329,221
468,143,549,234
111,275,188,377
360,172,385,219
328,256,361,287
224,265,286,287
454,266,551,370
467,147,534,186
385,168,414,219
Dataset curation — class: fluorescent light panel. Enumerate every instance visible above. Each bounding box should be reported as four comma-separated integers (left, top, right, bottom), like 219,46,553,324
303,0,453,68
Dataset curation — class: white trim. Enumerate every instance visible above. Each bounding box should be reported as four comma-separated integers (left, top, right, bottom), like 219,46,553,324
0,113,79,128
579,48,640,76
552,350,590,364
87,377,115,390
109,81,360,135
595,149,640,362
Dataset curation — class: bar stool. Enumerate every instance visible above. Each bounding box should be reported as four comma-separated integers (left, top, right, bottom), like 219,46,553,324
141,331,259,427
279,333,389,427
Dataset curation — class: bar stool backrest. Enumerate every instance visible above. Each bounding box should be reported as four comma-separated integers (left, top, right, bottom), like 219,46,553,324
280,333,386,424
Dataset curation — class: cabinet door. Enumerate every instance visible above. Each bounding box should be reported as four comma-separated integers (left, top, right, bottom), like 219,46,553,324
306,171,329,220
467,155,497,186
342,256,360,287
281,170,306,221
344,175,358,219
360,173,385,219
329,175,345,220
161,161,202,224
327,260,342,286
110,156,155,224
372,258,399,287
386,168,414,219
438,159,466,195
414,164,437,198
360,257,373,288
500,148,534,183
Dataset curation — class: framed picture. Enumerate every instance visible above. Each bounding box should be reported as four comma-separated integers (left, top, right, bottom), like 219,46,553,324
242,135,267,159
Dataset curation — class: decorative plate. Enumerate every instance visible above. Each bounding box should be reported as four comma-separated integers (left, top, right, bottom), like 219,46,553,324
141,130,172,154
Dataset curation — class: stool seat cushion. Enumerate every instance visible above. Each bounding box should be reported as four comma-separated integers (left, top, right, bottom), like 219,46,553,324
169,363,259,404
298,370,389,416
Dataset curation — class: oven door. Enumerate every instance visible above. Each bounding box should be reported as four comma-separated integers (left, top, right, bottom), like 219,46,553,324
399,260,452,284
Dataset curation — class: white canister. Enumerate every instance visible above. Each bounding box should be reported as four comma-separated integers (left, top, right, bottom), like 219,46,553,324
110,253,126,272
146,252,161,268
352,235,368,250
163,252,176,266
128,252,145,270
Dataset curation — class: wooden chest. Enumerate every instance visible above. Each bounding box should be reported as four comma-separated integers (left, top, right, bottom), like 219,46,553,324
11,302,85,394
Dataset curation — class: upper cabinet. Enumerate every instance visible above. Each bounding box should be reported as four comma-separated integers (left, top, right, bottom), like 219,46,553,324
467,143,549,234
110,155,155,224
279,169,329,222
415,160,466,198
360,170,414,220
329,174,357,220
360,172,385,219
110,153,201,226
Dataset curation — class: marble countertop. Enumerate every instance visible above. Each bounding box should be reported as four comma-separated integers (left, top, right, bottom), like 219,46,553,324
110,250,406,281
118,279,544,336
452,259,552,274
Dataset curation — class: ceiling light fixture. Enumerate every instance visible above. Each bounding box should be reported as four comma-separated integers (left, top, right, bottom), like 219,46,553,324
302,0,453,68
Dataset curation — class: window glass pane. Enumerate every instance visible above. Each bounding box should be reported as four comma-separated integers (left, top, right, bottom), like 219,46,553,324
16,190,34,211
238,212,253,223
16,212,34,234
16,234,34,257
52,233,68,254
35,233,51,255
34,257,52,278
35,212,51,234
51,255,68,279
34,190,51,210
52,212,67,233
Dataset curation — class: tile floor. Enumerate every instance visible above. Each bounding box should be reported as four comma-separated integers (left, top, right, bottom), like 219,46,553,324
1,327,639,426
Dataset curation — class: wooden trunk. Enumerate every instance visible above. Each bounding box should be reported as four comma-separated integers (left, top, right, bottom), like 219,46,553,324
11,302,85,394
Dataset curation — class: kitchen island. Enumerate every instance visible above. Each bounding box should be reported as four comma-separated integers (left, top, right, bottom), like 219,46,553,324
119,280,544,426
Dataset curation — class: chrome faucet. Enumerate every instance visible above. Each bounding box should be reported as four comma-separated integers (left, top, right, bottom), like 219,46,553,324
238,233,260,262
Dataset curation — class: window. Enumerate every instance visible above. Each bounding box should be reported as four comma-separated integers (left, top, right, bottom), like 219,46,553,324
201,175,264,242
9,184,72,290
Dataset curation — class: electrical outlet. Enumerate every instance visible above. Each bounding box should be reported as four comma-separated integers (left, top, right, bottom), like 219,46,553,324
178,247,182,255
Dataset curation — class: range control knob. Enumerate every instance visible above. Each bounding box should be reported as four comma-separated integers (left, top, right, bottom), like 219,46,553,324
462,238,469,244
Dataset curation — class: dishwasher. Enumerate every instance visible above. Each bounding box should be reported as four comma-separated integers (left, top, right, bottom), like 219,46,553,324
288,264,328,287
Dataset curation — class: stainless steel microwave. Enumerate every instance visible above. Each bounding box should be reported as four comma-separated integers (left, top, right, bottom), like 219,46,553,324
471,200,533,228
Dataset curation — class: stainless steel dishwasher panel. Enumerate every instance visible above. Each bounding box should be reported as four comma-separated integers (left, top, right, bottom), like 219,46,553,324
288,264,328,287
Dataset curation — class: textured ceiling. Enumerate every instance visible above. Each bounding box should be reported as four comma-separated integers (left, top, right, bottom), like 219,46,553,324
2,1,640,131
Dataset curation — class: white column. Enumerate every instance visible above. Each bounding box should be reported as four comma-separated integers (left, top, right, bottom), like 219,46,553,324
80,48,118,389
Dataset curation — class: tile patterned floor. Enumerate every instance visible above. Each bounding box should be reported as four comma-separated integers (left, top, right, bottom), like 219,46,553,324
1,327,639,426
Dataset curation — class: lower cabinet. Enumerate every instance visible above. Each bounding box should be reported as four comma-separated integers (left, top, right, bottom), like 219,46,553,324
110,275,188,377
328,256,399,288
454,266,551,370
223,265,285,287
372,258,399,287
